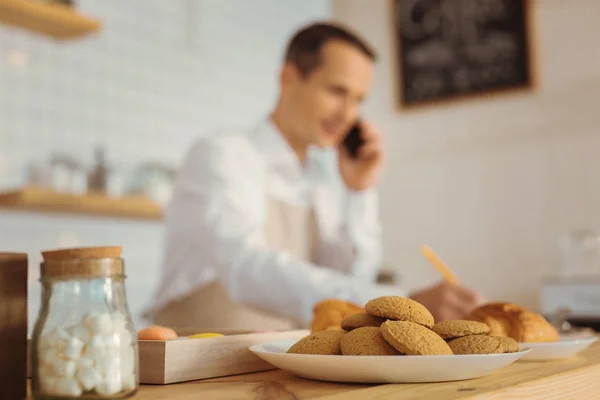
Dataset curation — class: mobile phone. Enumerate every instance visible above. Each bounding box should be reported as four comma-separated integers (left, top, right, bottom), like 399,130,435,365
342,120,365,159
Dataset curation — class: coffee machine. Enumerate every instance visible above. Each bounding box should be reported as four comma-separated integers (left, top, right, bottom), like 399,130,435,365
539,229,600,331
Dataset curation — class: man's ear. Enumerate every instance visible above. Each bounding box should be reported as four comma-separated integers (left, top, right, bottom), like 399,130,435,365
280,61,300,89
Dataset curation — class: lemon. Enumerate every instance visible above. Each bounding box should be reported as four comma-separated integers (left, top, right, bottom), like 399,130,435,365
189,333,224,339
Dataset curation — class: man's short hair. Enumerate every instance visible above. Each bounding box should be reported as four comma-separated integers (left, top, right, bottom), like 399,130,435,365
284,22,377,77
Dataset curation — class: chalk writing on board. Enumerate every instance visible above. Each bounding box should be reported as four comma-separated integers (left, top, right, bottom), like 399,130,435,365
394,0,532,106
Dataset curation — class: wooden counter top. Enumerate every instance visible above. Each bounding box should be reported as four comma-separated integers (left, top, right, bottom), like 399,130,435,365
26,339,599,399
132,339,600,399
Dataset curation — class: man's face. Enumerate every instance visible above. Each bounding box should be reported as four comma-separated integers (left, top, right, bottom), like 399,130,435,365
282,40,374,148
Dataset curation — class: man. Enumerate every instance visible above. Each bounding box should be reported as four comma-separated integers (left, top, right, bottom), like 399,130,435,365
148,22,481,330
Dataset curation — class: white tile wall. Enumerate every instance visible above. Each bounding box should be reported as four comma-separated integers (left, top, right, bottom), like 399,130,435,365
333,0,600,311
0,0,331,332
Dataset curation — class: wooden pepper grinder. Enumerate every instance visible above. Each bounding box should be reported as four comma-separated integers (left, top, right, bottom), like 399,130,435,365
0,253,28,400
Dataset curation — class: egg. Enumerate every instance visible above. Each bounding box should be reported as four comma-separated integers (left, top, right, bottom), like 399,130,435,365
137,325,178,341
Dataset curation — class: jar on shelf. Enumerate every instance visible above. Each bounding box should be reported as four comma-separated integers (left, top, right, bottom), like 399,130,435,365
30,247,139,399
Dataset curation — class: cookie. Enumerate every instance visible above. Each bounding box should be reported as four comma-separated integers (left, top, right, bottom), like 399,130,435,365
366,296,434,328
340,327,401,356
287,330,345,355
448,335,503,355
341,312,387,331
491,335,519,353
432,320,490,340
380,320,453,355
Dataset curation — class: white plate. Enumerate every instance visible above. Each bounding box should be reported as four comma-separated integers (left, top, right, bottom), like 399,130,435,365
518,334,597,361
249,339,531,383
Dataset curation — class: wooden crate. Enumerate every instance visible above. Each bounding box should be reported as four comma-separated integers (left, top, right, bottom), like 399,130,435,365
139,328,307,384
28,329,308,384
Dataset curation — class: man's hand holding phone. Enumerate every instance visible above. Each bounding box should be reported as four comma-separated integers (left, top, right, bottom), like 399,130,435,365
338,120,384,192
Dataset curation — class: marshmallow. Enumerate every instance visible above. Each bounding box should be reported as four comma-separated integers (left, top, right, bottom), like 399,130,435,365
96,377,123,396
38,364,54,375
39,375,58,393
77,366,102,391
95,355,120,378
54,378,82,397
52,359,77,378
103,332,123,353
111,311,128,331
122,373,136,391
40,327,70,351
119,328,133,346
77,356,94,370
69,324,92,343
120,346,135,376
84,334,106,359
82,312,100,327
63,337,84,360
40,347,60,366
112,312,134,348
38,331,55,351
37,311,136,397
84,312,113,334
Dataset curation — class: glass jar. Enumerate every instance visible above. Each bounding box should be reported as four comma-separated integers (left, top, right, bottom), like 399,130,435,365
31,257,139,399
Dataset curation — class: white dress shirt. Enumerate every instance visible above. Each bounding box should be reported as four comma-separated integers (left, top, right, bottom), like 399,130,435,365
151,117,404,326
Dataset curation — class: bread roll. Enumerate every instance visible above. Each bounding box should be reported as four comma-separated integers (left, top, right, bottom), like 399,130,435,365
467,302,559,343
310,298,364,332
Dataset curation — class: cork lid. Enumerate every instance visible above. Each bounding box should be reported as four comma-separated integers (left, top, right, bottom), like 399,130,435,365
0,253,27,262
40,246,124,280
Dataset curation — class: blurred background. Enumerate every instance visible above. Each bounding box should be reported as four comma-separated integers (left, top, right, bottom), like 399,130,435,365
1,0,600,333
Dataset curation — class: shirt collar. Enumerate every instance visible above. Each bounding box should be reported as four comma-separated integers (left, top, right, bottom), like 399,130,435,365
248,116,333,183
248,116,304,168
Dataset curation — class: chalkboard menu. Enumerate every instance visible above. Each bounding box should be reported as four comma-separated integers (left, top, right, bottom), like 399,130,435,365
393,0,533,107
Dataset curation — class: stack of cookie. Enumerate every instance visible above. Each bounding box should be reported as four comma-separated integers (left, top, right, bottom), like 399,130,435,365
432,320,519,354
288,296,519,356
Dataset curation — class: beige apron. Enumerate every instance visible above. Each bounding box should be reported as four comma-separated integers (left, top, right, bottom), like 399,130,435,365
153,197,317,330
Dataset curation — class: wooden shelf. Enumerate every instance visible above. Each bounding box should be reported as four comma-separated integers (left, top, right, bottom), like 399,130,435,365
0,0,100,40
0,186,163,221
